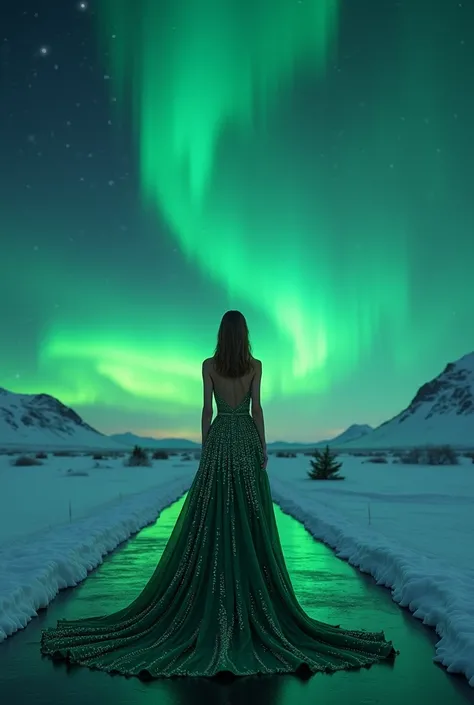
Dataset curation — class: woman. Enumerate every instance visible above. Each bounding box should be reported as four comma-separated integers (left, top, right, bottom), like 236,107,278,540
40,310,396,678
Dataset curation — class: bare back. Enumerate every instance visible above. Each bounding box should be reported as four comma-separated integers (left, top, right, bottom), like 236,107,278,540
208,357,261,410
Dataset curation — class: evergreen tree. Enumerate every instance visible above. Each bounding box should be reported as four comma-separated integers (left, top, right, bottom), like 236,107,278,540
307,445,345,480
126,445,150,467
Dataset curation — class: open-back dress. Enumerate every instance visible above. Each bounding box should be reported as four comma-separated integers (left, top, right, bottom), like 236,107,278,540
40,361,396,678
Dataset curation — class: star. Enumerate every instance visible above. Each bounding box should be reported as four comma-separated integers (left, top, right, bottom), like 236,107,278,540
77,1,88,10
38,46,50,57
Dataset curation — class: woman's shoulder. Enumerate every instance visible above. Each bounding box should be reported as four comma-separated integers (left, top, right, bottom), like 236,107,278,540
203,355,261,373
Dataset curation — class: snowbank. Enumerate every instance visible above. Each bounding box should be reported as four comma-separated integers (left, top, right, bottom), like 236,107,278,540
269,454,474,686
0,453,195,640
1,449,474,687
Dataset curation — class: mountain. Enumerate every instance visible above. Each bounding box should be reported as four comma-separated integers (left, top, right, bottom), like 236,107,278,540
327,423,373,446
109,432,201,449
110,427,375,452
266,425,372,450
0,386,372,453
0,387,121,450
344,352,474,449
267,440,323,449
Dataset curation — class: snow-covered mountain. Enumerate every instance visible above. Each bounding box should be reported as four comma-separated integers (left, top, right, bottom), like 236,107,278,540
327,423,373,446
111,427,375,452
268,440,321,449
0,388,121,450
110,432,200,450
265,425,372,450
345,352,474,449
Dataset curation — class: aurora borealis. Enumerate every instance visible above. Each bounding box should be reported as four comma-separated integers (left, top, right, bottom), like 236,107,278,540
1,0,473,442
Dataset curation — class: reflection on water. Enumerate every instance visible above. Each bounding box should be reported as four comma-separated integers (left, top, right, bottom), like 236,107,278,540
3,492,473,705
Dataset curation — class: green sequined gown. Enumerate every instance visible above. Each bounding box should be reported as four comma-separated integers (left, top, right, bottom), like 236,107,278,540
40,390,396,678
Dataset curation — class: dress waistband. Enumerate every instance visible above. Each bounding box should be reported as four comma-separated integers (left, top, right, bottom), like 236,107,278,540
218,412,249,416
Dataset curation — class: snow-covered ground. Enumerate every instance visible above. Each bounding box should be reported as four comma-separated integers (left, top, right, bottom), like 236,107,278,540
0,452,195,641
0,450,473,686
269,454,474,686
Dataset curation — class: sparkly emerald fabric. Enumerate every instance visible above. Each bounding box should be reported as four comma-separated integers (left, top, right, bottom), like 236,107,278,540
40,391,396,678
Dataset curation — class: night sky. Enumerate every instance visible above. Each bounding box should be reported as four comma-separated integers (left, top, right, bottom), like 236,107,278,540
1,0,473,443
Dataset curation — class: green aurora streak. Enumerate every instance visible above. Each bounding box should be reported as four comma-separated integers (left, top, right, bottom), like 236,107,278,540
96,0,410,392
5,0,473,442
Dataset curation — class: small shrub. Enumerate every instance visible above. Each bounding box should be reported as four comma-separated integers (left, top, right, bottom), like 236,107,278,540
364,456,388,464
92,453,105,460
193,452,201,460
399,445,458,465
53,450,75,457
35,451,48,459
152,449,169,460
181,453,191,461
12,455,43,466
276,451,297,458
308,446,345,480
125,445,151,467
426,445,458,465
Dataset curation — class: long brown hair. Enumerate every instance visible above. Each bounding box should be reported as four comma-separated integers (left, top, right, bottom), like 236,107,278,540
213,310,253,378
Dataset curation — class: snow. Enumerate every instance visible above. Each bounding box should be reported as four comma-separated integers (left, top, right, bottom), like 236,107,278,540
110,432,200,449
345,411,474,449
0,453,195,639
327,423,373,445
269,454,474,686
0,387,123,450
345,352,474,449
0,449,473,687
